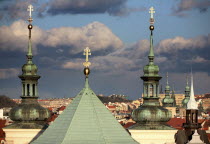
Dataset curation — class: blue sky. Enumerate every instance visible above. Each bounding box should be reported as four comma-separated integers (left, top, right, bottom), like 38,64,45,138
0,0,210,99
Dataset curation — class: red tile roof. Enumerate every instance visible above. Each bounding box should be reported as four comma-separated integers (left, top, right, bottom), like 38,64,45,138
123,122,136,129
47,114,58,123
167,118,185,130
167,118,207,130
0,120,6,141
107,106,116,109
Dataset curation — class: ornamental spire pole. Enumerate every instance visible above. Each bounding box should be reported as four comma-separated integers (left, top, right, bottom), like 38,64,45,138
27,4,34,63
166,72,169,85
148,7,155,63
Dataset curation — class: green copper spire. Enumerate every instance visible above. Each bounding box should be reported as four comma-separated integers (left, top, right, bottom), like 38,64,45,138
148,29,154,62
162,72,175,107
31,47,138,144
165,72,170,93
142,8,159,78
182,74,190,108
131,7,173,130
26,37,33,63
6,5,50,129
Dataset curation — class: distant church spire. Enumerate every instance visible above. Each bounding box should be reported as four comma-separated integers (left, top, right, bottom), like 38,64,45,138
187,71,198,110
182,74,190,108
165,72,170,97
183,70,201,131
162,72,175,107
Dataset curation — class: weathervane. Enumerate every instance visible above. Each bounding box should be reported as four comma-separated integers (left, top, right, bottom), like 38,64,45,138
149,7,155,25
83,47,91,68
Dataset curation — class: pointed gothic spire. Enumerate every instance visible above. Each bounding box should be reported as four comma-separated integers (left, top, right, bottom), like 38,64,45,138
187,71,198,109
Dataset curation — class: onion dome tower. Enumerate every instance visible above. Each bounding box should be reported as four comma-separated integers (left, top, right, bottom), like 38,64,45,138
7,5,50,129
131,7,172,130
31,47,138,144
162,73,175,107
183,72,201,130
182,75,190,108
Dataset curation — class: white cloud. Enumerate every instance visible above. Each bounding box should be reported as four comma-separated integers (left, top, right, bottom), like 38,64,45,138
62,60,84,70
0,20,43,54
0,20,123,55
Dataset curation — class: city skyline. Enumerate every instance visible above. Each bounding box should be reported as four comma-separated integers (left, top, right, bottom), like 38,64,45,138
0,0,210,99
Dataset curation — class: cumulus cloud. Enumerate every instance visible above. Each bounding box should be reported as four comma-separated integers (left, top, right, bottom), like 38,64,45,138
172,0,210,16
1,20,210,76
156,35,210,54
61,39,150,74
155,34,210,73
0,20,123,55
0,20,43,53
43,22,123,54
61,33,210,75
38,0,146,17
0,68,20,79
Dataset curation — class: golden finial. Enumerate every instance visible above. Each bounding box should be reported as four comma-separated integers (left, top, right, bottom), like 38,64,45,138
83,47,91,77
27,4,33,39
83,47,91,68
149,7,155,25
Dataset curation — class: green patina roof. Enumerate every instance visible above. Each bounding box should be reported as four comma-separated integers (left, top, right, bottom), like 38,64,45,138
31,78,138,144
162,73,176,107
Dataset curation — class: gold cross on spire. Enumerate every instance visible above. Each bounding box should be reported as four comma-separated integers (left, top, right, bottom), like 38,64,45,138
83,47,91,67
149,7,155,19
27,5,33,18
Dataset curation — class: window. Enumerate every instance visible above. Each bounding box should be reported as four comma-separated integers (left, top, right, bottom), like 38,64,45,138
149,84,153,97
33,84,35,96
27,84,30,96
23,84,25,96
